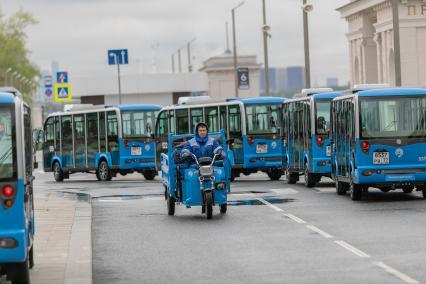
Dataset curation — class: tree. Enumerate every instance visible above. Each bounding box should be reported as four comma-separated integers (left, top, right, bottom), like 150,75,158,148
0,7,39,103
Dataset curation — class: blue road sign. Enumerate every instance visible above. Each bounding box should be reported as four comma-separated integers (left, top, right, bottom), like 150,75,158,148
44,75,53,88
57,72,68,84
108,49,129,65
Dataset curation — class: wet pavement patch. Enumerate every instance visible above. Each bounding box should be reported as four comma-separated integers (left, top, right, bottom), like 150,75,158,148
229,196,295,206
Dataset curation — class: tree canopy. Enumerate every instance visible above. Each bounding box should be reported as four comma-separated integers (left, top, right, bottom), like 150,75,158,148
0,7,39,102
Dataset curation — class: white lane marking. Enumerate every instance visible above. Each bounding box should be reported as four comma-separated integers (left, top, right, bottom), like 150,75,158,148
335,240,370,258
373,262,419,284
283,213,306,224
306,225,333,239
256,198,283,212
270,188,298,195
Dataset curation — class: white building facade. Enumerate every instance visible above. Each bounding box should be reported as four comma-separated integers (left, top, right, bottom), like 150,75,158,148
338,0,426,87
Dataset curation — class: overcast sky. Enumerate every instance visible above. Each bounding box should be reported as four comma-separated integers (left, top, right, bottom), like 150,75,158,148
1,0,350,86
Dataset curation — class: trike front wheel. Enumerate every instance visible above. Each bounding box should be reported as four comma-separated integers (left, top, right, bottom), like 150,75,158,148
205,191,213,219
167,195,175,216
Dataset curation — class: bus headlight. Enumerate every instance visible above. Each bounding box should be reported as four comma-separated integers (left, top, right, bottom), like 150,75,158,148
0,238,18,249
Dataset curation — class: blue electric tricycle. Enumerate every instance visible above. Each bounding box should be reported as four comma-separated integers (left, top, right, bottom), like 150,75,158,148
161,131,231,219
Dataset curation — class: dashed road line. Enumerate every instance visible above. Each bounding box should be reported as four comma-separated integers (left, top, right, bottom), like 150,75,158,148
335,240,370,258
256,198,284,212
283,213,306,224
373,262,419,284
306,225,333,239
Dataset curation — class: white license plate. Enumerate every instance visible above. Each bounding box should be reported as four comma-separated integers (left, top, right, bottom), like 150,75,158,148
131,147,142,156
256,144,268,154
326,146,331,157
373,152,389,164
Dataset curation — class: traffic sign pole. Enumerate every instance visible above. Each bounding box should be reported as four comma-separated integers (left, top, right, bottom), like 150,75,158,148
117,60,122,105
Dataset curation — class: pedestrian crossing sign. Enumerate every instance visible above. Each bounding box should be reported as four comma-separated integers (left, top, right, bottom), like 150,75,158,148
54,83,73,102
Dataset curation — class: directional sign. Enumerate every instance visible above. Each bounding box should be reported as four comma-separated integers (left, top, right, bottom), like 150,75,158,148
54,83,72,102
108,49,129,65
44,75,53,88
56,72,68,84
238,68,250,90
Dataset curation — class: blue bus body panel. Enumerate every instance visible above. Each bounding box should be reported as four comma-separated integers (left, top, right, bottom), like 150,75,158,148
357,88,426,97
0,179,28,263
0,93,15,104
354,139,426,184
117,104,162,111
242,135,283,169
119,139,157,170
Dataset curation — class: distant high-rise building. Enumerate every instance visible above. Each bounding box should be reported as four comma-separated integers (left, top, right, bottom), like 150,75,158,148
260,67,305,96
326,77,339,87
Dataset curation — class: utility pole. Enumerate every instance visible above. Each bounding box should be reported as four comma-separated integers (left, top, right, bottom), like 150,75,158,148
303,0,312,88
391,0,402,86
262,0,270,96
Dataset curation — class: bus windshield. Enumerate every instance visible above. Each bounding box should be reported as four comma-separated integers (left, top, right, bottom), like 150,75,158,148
360,96,426,138
0,106,16,179
246,104,280,135
315,100,331,135
122,110,157,138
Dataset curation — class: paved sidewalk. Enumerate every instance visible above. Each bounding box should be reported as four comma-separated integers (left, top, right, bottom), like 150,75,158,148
31,191,92,284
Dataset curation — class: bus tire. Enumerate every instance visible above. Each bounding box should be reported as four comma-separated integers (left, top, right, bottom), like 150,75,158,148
167,195,175,216
267,170,282,181
335,179,347,195
286,171,298,184
205,191,213,219
29,246,34,269
402,186,414,194
8,257,30,284
304,164,316,188
53,162,64,182
417,184,426,198
349,179,362,201
143,171,156,180
97,160,112,181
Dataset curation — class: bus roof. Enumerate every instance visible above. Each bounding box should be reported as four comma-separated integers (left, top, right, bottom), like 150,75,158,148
357,88,426,97
117,104,162,111
227,97,286,104
0,92,16,104
311,91,342,100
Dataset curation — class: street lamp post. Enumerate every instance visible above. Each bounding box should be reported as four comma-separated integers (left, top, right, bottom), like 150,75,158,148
262,0,271,97
302,0,313,89
391,0,402,86
232,1,245,98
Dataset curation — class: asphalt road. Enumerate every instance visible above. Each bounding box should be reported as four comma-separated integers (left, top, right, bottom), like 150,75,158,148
37,171,426,284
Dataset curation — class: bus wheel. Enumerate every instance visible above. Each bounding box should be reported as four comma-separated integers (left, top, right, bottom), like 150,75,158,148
304,165,316,188
349,179,362,201
267,170,282,181
167,195,175,216
143,171,156,180
420,184,426,198
8,257,30,284
402,186,414,194
53,162,64,182
29,246,34,269
97,160,112,181
286,171,298,184
335,179,347,195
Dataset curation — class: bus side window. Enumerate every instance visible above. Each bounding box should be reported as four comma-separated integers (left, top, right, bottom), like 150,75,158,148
176,109,189,134
87,112,99,153
99,112,106,152
54,116,60,151
169,110,175,134
107,111,118,151
45,117,54,149
156,110,168,138
220,106,227,135
190,108,203,132
228,105,242,136
205,107,219,132
24,106,32,175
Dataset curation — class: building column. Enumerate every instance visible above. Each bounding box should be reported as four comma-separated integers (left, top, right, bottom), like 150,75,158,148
374,32,383,83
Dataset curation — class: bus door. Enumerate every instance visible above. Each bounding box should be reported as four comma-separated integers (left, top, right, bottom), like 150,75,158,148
61,115,73,169
43,116,55,171
292,102,305,170
107,111,119,166
228,105,243,165
155,110,171,169
74,114,86,168
23,105,35,238
86,112,99,168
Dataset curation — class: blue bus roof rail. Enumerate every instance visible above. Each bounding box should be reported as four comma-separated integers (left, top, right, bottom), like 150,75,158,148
293,88,333,98
342,84,390,95
0,87,23,98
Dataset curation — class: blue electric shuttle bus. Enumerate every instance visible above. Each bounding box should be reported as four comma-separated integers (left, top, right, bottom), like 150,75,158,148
43,104,161,181
331,88,426,201
0,88,35,284
283,90,340,187
155,97,285,180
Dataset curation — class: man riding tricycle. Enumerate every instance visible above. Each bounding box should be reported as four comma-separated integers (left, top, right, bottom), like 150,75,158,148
161,122,231,219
